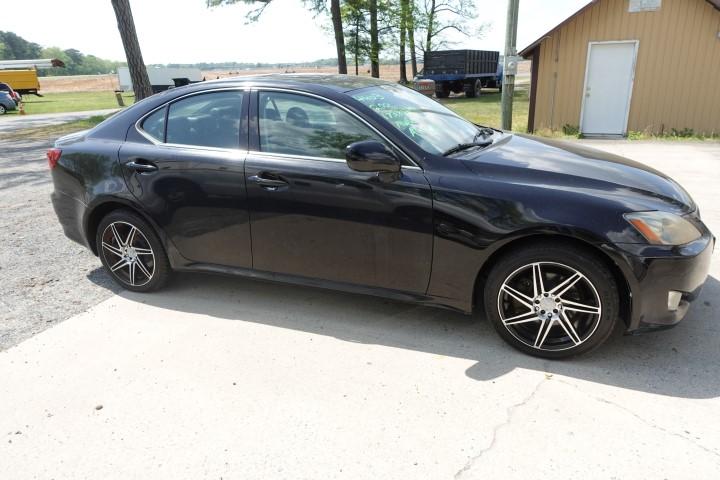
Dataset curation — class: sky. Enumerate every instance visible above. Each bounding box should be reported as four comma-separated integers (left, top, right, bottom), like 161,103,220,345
5,0,588,64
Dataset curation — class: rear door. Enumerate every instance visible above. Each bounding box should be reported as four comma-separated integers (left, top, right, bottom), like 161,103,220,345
119,89,252,268
245,89,433,293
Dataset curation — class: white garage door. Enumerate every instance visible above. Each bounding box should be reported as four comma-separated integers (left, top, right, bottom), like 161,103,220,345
580,41,638,136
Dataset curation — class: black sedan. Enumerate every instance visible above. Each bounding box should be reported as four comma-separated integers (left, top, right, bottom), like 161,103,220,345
49,75,714,358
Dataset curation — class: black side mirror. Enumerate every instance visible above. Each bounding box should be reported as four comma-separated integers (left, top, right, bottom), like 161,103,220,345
345,140,401,173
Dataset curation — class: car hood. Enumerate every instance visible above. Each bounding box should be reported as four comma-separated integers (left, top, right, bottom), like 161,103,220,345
461,134,696,214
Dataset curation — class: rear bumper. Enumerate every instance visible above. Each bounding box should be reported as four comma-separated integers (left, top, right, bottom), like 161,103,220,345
51,190,90,249
606,230,715,333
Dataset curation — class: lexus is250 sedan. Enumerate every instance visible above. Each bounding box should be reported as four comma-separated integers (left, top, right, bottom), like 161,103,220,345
49,75,714,358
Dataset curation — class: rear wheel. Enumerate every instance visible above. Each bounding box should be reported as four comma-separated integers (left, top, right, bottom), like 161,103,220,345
483,244,619,358
0,105,6,115
96,210,170,292
435,83,450,98
465,80,482,98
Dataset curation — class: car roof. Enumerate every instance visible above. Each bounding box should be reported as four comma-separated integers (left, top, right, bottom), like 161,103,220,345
200,73,393,93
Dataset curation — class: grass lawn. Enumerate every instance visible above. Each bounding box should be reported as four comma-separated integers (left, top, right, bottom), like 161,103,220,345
0,115,111,141
9,91,135,115
441,89,529,131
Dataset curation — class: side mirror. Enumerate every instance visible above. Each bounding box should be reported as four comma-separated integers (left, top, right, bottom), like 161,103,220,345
345,140,401,173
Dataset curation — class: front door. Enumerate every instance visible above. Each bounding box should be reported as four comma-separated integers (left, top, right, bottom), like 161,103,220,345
581,41,638,136
245,90,433,293
120,89,252,268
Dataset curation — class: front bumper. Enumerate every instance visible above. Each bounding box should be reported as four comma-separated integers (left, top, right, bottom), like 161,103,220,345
605,229,715,333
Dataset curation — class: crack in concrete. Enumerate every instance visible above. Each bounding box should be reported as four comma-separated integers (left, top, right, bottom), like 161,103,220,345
556,378,720,459
454,374,548,479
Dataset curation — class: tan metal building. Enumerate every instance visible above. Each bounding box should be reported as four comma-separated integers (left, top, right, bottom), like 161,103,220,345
520,0,720,136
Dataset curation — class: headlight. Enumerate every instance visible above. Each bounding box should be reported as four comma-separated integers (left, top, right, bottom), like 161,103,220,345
624,211,701,245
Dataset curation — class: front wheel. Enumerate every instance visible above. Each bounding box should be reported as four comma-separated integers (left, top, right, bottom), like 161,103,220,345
96,209,171,292
0,105,6,115
483,244,619,359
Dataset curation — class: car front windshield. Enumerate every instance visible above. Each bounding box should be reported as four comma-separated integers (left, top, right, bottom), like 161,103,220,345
350,84,487,155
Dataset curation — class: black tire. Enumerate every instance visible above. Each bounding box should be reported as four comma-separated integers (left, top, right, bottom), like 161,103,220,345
0,105,6,115
435,89,449,99
465,80,482,98
483,243,619,359
96,209,171,292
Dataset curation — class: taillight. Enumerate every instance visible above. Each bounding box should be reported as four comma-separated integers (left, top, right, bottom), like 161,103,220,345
47,148,62,169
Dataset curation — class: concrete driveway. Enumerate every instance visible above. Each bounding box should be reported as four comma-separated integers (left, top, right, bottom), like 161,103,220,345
1,140,718,479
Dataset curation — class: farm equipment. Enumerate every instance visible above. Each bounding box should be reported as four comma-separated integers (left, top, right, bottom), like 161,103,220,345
416,49,502,98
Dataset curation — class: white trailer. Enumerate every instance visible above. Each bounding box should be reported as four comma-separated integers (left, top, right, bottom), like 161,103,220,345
117,67,203,92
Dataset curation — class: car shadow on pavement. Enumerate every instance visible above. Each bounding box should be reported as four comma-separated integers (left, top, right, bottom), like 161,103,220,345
101,271,720,399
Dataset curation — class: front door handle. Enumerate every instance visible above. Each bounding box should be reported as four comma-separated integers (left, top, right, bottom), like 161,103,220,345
249,173,289,190
126,160,158,173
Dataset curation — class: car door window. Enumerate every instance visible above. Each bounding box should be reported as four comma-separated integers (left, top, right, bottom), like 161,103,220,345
142,107,166,142
166,91,243,149
258,91,386,159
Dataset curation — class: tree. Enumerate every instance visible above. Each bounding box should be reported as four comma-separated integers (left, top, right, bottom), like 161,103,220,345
111,0,152,100
417,0,479,53
343,0,371,75
208,0,347,74
398,0,408,83
406,0,417,77
369,0,379,77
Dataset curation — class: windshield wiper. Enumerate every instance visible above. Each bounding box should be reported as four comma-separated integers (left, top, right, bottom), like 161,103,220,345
473,127,496,142
442,140,492,157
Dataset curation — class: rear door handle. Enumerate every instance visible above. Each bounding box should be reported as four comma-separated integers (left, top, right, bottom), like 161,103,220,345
249,173,288,190
126,160,158,173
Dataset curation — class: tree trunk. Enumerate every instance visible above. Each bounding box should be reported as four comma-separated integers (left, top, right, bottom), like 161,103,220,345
407,0,417,77
111,0,152,101
425,0,435,53
370,0,380,78
399,0,408,83
354,18,360,76
330,0,347,74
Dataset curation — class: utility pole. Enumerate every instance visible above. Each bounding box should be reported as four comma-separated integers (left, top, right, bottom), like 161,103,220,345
501,0,520,130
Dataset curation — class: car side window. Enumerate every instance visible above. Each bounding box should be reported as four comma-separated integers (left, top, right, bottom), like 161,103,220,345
165,91,243,149
258,91,386,159
142,107,166,142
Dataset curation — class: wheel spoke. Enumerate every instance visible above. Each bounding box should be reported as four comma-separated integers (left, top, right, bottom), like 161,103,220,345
549,272,582,297
503,310,538,325
532,263,545,296
561,299,600,315
534,318,554,348
128,261,136,285
125,226,137,247
133,247,153,255
110,258,128,272
558,311,582,345
110,223,125,247
501,284,534,309
135,259,152,280
102,242,123,257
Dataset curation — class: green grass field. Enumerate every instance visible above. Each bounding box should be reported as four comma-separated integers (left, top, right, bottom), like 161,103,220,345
10,91,135,115
440,89,529,131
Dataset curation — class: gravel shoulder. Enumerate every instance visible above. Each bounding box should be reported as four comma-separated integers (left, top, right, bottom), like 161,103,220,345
0,136,118,351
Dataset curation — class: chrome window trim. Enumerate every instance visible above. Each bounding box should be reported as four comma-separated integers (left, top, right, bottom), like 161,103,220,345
254,87,420,169
248,149,421,171
134,87,249,150
133,85,422,170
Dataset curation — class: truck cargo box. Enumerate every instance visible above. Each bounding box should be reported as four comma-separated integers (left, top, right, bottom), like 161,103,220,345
423,50,499,76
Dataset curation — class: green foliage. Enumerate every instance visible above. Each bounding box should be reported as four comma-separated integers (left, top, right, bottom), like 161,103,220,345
670,127,695,138
562,124,580,136
0,31,124,76
0,31,43,60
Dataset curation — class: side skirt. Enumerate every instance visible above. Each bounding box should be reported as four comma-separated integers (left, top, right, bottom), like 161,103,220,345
174,263,470,315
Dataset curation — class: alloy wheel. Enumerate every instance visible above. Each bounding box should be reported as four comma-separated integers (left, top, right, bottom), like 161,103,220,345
497,261,602,352
100,221,156,287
